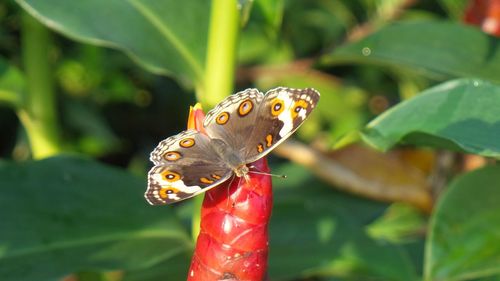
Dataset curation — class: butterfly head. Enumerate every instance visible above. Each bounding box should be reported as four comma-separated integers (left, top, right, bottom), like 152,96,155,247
234,164,249,178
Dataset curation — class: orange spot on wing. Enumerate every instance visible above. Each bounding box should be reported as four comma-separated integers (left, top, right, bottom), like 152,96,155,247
257,144,264,153
200,177,214,184
265,134,273,147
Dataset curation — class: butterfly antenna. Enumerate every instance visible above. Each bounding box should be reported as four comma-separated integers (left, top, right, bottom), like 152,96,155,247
247,169,287,179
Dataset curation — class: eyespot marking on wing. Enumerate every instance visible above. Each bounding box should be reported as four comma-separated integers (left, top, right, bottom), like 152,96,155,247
161,170,181,182
150,130,198,164
203,88,263,127
179,138,195,148
159,187,180,198
238,99,254,116
164,151,182,161
271,98,285,116
216,112,230,125
291,99,309,119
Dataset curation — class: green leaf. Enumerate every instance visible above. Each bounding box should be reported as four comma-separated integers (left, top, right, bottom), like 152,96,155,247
0,156,192,281
63,101,121,156
321,21,500,84
16,0,209,83
437,0,469,19
425,165,500,281
361,79,500,158
123,252,190,281
0,57,24,108
269,164,418,281
253,0,284,37
367,203,426,244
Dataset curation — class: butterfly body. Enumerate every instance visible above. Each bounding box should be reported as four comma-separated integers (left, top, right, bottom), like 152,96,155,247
206,137,250,179
146,87,320,205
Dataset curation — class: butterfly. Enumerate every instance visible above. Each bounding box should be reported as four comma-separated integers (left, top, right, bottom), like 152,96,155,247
145,87,320,205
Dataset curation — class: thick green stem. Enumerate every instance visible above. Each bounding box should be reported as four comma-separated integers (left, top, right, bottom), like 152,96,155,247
200,0,240,108
192,0,240,240
20,12,62,159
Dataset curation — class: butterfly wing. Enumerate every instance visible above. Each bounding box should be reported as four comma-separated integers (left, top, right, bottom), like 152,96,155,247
203,88,265,155
243,87,320,163
146,130,232,205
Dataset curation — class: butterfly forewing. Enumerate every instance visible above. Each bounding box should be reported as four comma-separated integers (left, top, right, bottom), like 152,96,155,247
146,129,232,205
203,88,264,156
243,87,320,163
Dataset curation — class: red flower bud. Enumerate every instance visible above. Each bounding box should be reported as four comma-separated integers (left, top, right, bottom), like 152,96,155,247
186,104,272,281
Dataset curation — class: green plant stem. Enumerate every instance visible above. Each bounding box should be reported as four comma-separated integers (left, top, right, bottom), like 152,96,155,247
191,195,203,242
199,0,240,108
192,0,240,240
20,11,62,159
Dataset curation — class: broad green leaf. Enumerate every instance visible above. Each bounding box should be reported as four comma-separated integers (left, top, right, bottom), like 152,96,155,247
269,163,418,281
17,0,209,83
425,165,500,281
361,79,500,158
321,21,500,84
367,203,426,243
254,0,284,36
123,252,190,281
0,57,24,108
0,156,192,281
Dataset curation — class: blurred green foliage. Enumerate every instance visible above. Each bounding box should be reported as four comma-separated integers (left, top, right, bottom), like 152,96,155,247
0,0,499,280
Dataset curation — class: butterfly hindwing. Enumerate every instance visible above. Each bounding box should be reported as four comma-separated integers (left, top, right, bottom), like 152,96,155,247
147,165,232,205
146,130,232,205
243,87,320,163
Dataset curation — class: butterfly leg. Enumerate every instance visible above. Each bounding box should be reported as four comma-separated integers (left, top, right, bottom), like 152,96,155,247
223,174,238,209
243,173,250,183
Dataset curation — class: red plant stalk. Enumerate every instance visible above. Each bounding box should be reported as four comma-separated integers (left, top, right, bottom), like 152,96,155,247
186,104,272,281
464,0,500,36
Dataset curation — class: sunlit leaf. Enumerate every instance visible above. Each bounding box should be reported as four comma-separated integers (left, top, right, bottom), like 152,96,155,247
17,0,209,83
425,165,500,281
361,79,500,158
322,21,500,83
